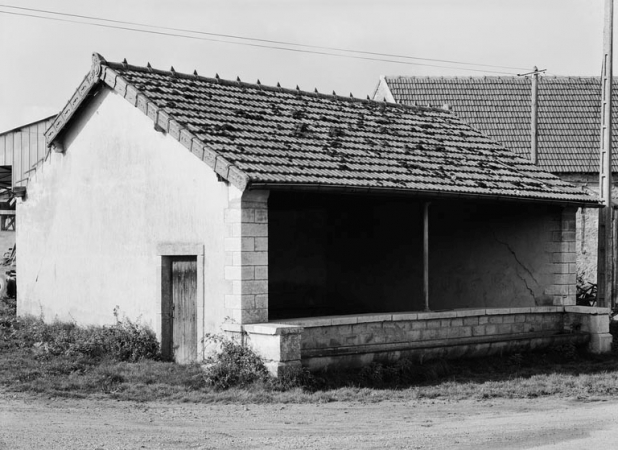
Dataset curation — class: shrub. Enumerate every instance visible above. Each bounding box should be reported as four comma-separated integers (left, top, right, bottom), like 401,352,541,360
202,334,269,390
359,362,387,384
0,296,15,316
90,317,160,362
3,313,160,362
266,364,317,391
549,342,580,361
355,359,450,387
610,318,618,353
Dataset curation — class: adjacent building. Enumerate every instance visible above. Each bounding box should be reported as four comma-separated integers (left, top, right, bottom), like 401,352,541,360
0,115,56,254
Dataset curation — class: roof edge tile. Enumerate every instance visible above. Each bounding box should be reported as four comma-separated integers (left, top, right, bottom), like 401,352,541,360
44,53,105,146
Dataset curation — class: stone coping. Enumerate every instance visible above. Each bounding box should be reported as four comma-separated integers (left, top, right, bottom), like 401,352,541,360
222,322,303,335
564,306,609,315
274,306,610,328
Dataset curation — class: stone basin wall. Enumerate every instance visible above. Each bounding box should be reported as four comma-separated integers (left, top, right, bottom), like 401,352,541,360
224,306,610,375
276,306,609,370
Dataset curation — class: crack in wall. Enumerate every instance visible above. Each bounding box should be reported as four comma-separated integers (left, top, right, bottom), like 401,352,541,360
490,229,539,302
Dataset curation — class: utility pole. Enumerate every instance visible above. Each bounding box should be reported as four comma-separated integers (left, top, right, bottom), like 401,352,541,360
517,67,546,162
598,0,614,308
531,66,539,164
423,202,430,312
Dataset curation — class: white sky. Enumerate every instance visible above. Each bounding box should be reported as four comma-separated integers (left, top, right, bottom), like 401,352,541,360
0,0,608,132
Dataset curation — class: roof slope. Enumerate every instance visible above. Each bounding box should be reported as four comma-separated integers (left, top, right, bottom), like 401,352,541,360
45,54,596,205
379,75,615,174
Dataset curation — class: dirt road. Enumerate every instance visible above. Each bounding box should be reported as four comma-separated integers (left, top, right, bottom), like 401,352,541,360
2,392,618,449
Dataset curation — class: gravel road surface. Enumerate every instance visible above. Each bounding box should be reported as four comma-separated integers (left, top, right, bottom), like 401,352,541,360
2,393,618,449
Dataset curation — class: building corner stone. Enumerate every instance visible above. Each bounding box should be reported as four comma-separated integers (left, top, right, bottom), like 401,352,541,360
224,189,270,324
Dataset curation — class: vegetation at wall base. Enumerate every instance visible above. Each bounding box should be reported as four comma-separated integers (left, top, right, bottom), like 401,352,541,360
3,297,618,403
610,316,618,352
2,310,160,363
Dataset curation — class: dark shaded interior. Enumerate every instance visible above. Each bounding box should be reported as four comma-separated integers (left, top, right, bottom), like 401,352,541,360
428,201,558,310
0,166,11,190
268,191,561,320
269,192,424,319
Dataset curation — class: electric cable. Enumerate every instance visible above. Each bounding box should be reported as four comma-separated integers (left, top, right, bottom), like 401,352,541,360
0,4,529,71
0,5,526,75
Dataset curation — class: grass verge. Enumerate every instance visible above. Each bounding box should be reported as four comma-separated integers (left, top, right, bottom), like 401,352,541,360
3,297,618,403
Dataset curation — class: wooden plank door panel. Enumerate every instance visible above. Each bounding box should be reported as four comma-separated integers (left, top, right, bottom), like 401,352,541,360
172,259,197,363
160,257,173,361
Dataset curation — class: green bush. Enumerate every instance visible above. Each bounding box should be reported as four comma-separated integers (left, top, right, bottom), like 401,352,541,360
548,342,580,361
610,318,618,352
202,334,269,390
266,364,317,391
4,314,160,362
89,318,160,362
355,359,450,387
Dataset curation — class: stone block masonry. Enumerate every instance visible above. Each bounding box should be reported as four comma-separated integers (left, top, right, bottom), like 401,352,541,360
223,306,610,375
224,190,269,324
222,322,303,376
545,207,578,307
564,306,612,353
244,323,303,376
275,306,608,370
561,174,615,285
296,309,565,357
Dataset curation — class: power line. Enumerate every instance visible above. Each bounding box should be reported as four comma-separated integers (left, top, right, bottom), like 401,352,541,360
0,6,525,75
0,9,519,75
0,4,529,72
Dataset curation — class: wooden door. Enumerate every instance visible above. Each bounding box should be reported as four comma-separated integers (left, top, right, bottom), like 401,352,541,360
170,257,197,363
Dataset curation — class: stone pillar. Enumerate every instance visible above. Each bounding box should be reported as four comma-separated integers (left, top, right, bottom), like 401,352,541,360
547,207,577,306
565,306,612,353
224,190,269,324
243,323,303,376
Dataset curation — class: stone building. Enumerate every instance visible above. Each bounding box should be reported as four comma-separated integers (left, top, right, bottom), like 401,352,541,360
16,54,611,374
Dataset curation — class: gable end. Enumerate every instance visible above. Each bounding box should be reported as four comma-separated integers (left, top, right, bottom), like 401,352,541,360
46,53,250,192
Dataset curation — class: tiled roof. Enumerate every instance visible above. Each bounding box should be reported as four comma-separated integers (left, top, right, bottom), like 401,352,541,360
45,54,597,205
379,75,615,174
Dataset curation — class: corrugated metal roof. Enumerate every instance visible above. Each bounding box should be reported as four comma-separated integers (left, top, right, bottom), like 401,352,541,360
46,55,598,205
381,75,614,174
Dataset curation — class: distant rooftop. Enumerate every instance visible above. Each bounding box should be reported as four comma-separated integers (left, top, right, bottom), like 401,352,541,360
376,75,615,174
0,115,56,136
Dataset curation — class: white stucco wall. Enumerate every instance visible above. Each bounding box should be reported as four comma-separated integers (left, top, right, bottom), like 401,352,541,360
372,76,396,103
17,88,231,339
